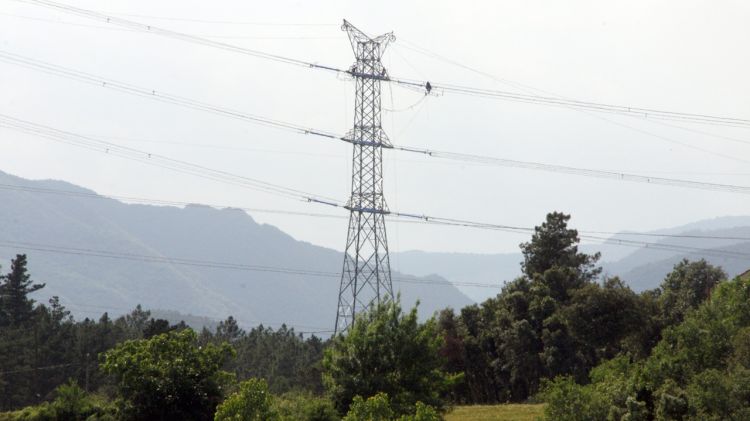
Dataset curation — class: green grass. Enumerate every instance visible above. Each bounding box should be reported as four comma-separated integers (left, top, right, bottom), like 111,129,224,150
445,404,546,421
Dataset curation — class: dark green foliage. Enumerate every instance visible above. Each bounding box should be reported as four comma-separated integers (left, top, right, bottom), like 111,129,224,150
201,318,327,395
563,277,642,358
0,381,115,421
520,212,601,284
0,254,45,328
542,273,750,420
433,213,722,405
323,298,456,416
214,378,278,421
436,212,635,403
342,393,441,421
0,214,737,418
658,259,725,326
100,329,234,420
274,392,339,421
343,393,394,421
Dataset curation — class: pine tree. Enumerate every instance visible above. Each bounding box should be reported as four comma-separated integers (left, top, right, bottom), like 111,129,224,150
0,254,45,327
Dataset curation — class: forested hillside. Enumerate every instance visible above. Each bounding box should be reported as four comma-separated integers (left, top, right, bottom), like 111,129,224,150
3,210,744,420
0,171,472,331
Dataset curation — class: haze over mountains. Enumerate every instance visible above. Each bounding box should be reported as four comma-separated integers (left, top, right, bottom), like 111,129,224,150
397,220,750,302
0,170,472,332
2,170,749,329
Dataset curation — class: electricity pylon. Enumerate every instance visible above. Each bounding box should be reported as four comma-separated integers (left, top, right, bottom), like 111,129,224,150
335,20,395,335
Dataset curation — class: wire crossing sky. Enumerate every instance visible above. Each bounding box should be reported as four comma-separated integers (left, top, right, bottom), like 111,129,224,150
1,0,748,255
2,51,749,197
14,0,750,128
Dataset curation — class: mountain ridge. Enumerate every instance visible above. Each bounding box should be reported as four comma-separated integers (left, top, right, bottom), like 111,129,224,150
0,170,473,332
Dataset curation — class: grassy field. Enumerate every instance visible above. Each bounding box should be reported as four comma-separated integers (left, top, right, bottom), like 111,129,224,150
445,404,546,421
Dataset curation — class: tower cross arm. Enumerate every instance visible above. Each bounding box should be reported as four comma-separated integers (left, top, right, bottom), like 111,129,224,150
342,19,395,57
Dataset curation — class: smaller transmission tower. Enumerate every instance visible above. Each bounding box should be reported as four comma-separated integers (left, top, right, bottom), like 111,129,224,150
335,20,395,335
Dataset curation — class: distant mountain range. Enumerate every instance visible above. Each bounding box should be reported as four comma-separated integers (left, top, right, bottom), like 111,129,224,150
0,171,472,333
396,219,750,302
3,169,749,329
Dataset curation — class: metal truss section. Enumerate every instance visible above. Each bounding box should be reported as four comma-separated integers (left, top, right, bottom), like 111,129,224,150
335,20,395,335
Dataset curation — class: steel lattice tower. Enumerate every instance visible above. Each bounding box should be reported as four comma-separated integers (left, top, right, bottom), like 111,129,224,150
335,20,395,334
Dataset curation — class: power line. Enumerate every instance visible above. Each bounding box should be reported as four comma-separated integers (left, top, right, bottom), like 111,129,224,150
396,215,750,261
65,302,334,332
3,181,750,242
5,51,750,197
0,50,342,141
0,113,343,205
0,239,500,288
0,181,347,220
13,0,347,72
0,12,343,40
393,145,750,195
102,12,338,26
396,39,750,144
17,0,750,128
0,363,79,376
1,233,749,298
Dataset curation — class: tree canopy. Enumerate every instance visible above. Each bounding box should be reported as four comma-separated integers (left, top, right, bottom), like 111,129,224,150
323,298,457,415
100,329,235,421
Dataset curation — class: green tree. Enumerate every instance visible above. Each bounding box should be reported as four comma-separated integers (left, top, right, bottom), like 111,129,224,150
0,254,45,327
562,277,643,359
214,378,278,421
215,316,244,344
659,259,725,326
323,298,456,415
274,392,339,421
343,393,394,421
101,328,235,420
520,212,601,283
342,393,441,421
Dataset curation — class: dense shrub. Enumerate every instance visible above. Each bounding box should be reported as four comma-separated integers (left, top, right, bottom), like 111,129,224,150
214,378,278,421
274,392,339,421
323,298,457,415
342,393,441,421
542,274,750,420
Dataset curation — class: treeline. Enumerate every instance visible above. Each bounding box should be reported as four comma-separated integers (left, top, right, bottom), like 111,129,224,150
0,254,325,412
542,265,750,419
434,212,724,404
0,211,742,420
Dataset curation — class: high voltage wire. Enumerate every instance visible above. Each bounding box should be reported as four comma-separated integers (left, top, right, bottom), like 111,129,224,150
0,182,347,220
65,302,334,332
0,113,343,205
4,51,750,197
393,146,750,195
12,0,345,72
0,12,343,40
395,39,750,150
0,363,79,376
102,12,338,26
406,216,750,261
0,240,500,288
15,0,750,128
0,50,342,140
6,48,747,178
1,236,749,297
3,182,750,242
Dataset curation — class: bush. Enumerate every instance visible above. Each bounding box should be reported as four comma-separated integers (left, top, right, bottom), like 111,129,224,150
214,378,278,421
101,329,235,421
540,376,609,421
343,393,393,421
274,392,339,421
0,381,115,421
323,298,456,415
342,393,441,421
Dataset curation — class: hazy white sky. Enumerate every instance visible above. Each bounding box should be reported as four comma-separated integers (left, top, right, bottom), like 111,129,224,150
1,0,749,260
